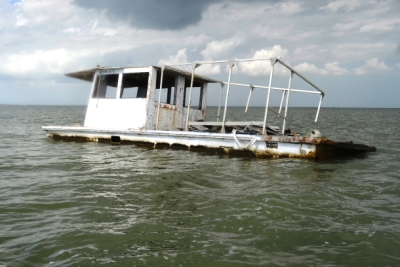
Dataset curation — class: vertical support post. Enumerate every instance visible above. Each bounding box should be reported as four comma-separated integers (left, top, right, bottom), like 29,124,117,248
245,85,254,113
155,66,165,130
200,82,208,120
217,83,224,122
282,71,294,134
315,94,323,122
185,62,200,131
262,58,277,135
278,89,286,114
221,60,235,133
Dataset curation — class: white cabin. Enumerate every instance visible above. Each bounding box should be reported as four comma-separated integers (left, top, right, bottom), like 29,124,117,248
66,66,219,131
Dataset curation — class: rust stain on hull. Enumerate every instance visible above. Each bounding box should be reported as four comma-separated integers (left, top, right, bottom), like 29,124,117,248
47,132,375,160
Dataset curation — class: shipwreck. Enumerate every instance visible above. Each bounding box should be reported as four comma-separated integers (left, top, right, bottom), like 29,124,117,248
42,57,376,160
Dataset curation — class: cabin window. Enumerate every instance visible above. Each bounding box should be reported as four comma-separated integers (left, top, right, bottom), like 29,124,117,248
155,87,176,105
184,86,201,109
92,74,119,99
120,72,149,98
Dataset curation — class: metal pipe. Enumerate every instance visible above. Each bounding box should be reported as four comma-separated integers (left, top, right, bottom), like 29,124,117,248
282,71,294,134
315,94,323,122
262,59,276,135
185,63,198,131
278,89,286,114
217,83,224,122
277,58,325,96
165,58,280,68
245,85,254,113
235,57,281,62
221,82,320,94
155,66,165,130
221,60,235,133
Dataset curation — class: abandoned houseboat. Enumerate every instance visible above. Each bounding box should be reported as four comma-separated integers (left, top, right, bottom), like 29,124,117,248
42,58,376,160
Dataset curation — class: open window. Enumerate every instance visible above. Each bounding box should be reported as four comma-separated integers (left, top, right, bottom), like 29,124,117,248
155,87,176,105
92,74,119,99
120,72,149,99
184,86,202,109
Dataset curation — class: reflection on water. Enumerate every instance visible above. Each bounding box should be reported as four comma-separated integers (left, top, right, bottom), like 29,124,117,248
0,106,399,266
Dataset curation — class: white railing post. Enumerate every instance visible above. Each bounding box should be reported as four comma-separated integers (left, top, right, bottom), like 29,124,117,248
262,58,277,135
282,71,294,134
221,60,235,133
245,85,254,113
185,62,200,131
155,65,165,130
315,94,323,122
217,82,224,122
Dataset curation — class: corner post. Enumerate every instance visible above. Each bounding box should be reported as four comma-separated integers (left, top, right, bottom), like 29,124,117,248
216,83,224,122
315,94,323,122
282,71,294,134
262,58,277,135
221,60,235,133
155,65,165,130
185,62,201,131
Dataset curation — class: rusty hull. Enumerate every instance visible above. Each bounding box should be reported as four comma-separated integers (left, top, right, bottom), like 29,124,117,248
262,135,376,160
45,127,376,161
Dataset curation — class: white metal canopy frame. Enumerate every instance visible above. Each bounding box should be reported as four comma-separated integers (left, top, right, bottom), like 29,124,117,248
155,57,325,135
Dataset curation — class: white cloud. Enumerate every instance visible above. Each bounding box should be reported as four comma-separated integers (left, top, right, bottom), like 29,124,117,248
292,45,328,62
294,61,349,76
196,64,221,76
158,49,188,66
294,62,321,74
333,21,362,31
201,32,246,60
92,20,98,29
322,0,364,12
15,14,28,27
274,1,304,15
157,48,222,75
323,62,349,75
0,49,75,76
239,45,290,76
252,24,293,40
19,0,78,25
397,64,400,69
184,34,211,46
359,18,400,32
355,58,392,75
63,27,81,34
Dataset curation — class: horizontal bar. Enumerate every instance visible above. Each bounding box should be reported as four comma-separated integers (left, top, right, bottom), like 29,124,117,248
234,57,281,63
276,58,325,97
189,121,264,126
222,82,322,95
164,57,283,67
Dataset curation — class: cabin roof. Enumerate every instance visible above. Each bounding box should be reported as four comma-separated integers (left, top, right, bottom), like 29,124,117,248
65,65,221,84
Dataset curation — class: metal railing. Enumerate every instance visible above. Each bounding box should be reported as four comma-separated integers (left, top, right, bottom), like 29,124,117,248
156,58,325,135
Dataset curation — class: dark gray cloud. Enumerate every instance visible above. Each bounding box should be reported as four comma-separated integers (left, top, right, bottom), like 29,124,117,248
73,0,274,30
73,0,214,30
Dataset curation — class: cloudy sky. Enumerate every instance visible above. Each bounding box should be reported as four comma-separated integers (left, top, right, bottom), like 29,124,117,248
0,0,399,107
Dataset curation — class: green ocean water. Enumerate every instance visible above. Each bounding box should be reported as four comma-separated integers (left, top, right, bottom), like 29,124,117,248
0,105,399,266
